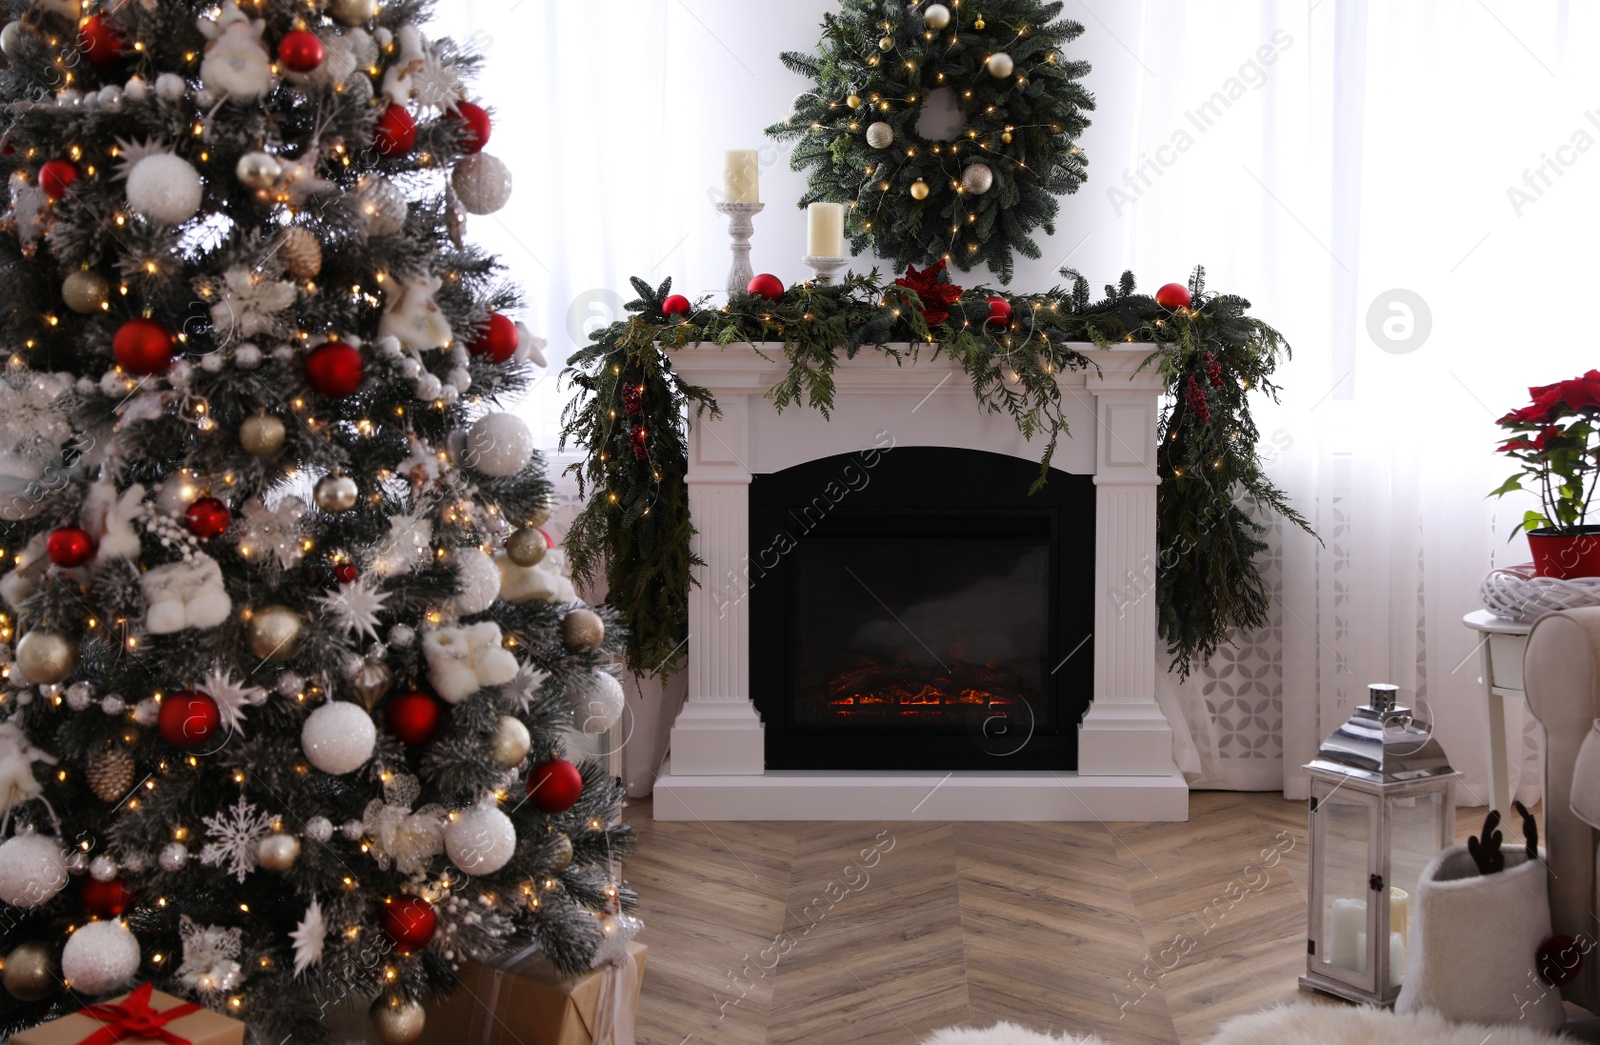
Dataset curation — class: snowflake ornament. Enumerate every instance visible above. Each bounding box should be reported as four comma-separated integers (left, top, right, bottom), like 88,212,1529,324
236,496,306,568
315,574,390,643
178,916,244,994
200,668,268,735
371,511,434,577
199,795,275,882
205,265,297,342
290,896,325,977
504,662,552,712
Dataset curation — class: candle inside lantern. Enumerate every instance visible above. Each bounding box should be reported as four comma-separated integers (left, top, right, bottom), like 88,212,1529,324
1389,886,1409,944
807,202,845,258
724,150,760,204
1327,897,1365,973
1388,930,1404,986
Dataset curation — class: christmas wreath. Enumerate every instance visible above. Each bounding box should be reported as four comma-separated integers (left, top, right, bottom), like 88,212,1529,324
766,0,1093,283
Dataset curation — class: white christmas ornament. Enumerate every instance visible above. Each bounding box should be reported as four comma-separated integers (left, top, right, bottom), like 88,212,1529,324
496,547,576,606
198,1,275,101
452,548,501,615
315,575,390,642
0,833,67,907
381,24,428,106
207,265,296,341
291,896,326,977
465,413,533,477
452,153,513,214
0,369,75,519
302,701,377,775
89,855,117,882
378,276,453,352
422,622,519,703
141,554,232,634
155,470,205,517
352,173,408,236
159,842,188,872
126,153,203,225
444,801,516,876
360,798,444,876
514,322,548,368
236,496,306,569
0,534,46,610
200,668,268,735
62,920,140,996
573,670,626,734
82,481,144,560
371,511,433,577
178,917,243,994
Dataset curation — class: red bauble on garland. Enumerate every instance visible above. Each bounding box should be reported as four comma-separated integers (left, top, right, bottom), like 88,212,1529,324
304,342,364,397
277,30,324,72
661,294,691,317
525,758,583,813
374,104,418,156
334,562,359,584
39,160,79,202
158,691,221,750
113,318,176,375
81,876,136,918
78,15,126,69
46,527,95,568
470,312,519,364
385,691,442,746
452,102,492,154
985,296,1013,328
382,895,437,954
747,274,784,300
185,497,231,539
1154,283,1192,310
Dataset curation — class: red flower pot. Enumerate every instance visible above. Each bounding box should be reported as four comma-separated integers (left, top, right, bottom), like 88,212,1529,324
1528,526,1600,579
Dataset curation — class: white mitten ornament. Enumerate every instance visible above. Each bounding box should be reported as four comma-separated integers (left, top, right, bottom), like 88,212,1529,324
378,276,452,352
141,554,232,634
422,622,518,703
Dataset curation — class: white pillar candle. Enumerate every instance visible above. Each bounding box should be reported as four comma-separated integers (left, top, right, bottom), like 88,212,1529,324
1388,930,1405,986
806,202,845,258
1356,931,1368,976
724,150,760,204
1389,886,1409,944
1327,897,1366,973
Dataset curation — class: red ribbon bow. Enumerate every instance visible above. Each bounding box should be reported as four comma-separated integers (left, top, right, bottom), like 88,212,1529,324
76,983,200,1044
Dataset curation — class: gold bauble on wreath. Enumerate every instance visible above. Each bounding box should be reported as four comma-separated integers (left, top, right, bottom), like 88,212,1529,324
962,163,994,195
986,52,1015,78
87,746,136,802
16,630,78,684
62,270,110,314
923,3,952,29
2,941,61,1002
238,413,286,457
504,527,547,567
369,994,426,1045
909,180,930,201
247,605,304,662
561,608,606,651
974,15,986,29
878,35,893,51
847,93,862,108
280,227,322,281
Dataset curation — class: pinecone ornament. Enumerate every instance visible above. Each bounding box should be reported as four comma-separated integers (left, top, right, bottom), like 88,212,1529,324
280,227,322,280
87,746,136,802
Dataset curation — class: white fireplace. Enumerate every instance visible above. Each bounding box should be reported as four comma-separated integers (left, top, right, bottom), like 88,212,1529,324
651,343,1188,821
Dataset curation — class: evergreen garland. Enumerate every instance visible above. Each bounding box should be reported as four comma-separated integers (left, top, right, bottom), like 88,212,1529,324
766,0,1092,284
561,266,1314,681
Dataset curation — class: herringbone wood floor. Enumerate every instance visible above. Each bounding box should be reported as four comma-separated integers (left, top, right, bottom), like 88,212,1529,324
621,792,1508,1045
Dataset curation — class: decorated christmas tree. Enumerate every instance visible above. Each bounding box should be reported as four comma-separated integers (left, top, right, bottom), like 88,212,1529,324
0,2,634,1042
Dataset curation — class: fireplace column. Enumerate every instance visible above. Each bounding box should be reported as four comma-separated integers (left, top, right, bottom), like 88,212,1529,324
1077,364,1177,775
670,395,766,774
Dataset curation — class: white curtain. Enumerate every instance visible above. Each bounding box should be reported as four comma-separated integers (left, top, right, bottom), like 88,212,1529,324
438,1,1599,802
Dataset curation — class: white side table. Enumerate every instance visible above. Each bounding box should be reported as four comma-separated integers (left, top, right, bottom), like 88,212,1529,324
1462,609,1533,814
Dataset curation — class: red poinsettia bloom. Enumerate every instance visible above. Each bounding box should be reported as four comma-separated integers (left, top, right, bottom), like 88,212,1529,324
1494,372,1600,535
892,260,964,328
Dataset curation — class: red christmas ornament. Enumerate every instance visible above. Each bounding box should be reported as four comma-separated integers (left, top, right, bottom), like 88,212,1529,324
113,318,176,375
276,30,324,73
452,101,492,155
661,294,691,317
747,273,785,300
374,104,418,157
985,296,1013,328
539,529,554,549
382,895,437,954
470,312,519,364
525,758,583,813
46,527,96,568
334,562,359,584
1154,282,1192,310
304,341,364,397
38,160,79,202
81,876,137,918
78,15,125,69
158,691,221,750
385,691,442,746
893,260,964,327
185,497,231,539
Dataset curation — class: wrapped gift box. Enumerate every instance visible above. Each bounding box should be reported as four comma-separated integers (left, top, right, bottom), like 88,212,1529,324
12,983,245,1045
418,940,647,1045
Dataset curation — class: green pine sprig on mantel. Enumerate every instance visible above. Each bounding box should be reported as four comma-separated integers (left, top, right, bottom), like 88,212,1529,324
560,268,1313,680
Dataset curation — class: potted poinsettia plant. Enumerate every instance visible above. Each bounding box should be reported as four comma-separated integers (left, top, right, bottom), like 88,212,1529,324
1493,370,1600,578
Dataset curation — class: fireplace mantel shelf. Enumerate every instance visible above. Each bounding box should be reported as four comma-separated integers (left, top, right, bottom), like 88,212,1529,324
652,342,1189,822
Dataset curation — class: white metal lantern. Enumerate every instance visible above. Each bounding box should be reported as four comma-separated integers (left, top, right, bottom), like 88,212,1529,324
1301,683,1457,1006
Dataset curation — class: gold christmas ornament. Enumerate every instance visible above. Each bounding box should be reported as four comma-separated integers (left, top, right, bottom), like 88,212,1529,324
328,0,381,26
525,496,554,531
909,180,931,201
16,631,78,685
986,52,1015,78
349,661,394,711
561,609,606,652
314,474,359,513
238,413,286,456
280,227,322,280
235,151,282,191
866,122,894,149
256,832,300,873
548,833,574,872
504,528,547,568
1001,131,1013,144
878,36,893,51
2,941,60,1002
62,270,110,314
962,163,994,195
87,747,135,802
974,15,986,29
847,93,862,108
247,605,304,662
491,715,532,768
923,3,951,29
369,994,426,1045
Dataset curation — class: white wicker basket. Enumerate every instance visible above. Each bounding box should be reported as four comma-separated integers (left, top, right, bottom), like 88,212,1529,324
1478,564,1600,622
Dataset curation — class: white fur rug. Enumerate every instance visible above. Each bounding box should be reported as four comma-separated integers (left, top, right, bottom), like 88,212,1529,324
921,1004,1576,1045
